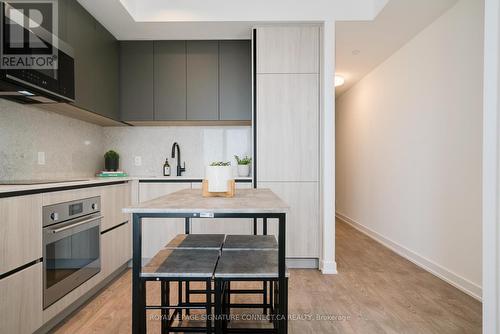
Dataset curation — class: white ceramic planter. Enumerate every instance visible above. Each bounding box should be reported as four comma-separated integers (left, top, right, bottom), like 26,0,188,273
205,165,233,192
237,164,250,177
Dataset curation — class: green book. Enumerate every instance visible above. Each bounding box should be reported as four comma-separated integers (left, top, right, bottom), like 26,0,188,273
96,172,128,177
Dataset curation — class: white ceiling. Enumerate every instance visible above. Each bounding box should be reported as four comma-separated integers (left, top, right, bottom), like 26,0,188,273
77,0,457,97
77,0,384,40
335,0,458,97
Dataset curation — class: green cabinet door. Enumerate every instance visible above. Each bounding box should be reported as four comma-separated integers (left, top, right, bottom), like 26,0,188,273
186,41,219,120
65,0,96,112
219,40,251,120
120,41,154,121
94,22,119,120
154,41,187,120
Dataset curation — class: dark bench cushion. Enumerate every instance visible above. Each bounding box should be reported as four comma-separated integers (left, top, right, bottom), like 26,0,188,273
222,235,278,250
142,249,220,278
165,234,225,250
214,250,288,278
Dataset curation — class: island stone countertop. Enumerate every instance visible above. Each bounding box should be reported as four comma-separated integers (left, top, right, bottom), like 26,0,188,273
123,188,289,214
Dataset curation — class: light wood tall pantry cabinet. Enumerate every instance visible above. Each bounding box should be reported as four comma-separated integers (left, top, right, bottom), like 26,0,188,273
255,25,320,259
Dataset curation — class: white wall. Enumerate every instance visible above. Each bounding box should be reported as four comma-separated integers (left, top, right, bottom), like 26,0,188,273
482,0,500,330
335,0,483,298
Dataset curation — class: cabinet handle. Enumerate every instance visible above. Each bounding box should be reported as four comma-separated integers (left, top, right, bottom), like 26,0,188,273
51,216,103,234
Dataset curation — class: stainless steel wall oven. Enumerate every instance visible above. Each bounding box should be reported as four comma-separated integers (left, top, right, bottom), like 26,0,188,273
42,197,101,309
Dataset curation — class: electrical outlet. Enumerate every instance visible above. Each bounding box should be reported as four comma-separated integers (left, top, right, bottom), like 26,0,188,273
37,152,46,165
134,156,142,166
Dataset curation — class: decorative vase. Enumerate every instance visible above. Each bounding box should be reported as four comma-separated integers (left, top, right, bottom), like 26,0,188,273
205,165,233,192
237,164,250,177
105,156,119,171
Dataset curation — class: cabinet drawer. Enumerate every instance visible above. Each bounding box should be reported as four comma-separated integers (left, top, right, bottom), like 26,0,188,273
42,187,101,206
101,222,131,277
0,263,43,334
101,183,131,231
0,195,42,274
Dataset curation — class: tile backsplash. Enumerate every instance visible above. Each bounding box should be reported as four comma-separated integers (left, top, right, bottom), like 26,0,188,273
0,98,252,180
103,126,252,177
0,100,104,180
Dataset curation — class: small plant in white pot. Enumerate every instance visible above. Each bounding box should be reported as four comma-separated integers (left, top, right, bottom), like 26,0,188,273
206,161,233,192
235,155,252,177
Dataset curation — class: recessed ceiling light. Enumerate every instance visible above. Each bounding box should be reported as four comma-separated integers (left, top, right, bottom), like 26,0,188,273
335,75,345,87
352,49,360,55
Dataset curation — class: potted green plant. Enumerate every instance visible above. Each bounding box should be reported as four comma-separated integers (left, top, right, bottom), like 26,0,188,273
234,155,252,177
104,150,120,171
206,161,232,192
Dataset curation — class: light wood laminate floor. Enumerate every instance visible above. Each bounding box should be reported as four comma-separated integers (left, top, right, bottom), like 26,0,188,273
53,220,481,333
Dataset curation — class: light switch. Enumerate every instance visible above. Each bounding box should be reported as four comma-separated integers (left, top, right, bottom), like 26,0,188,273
37,152,46,165
134,156,142,166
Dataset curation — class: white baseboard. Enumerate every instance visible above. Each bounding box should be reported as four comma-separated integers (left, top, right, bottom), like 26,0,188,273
319,259,338,274
287,258,319,269
335,212,482,301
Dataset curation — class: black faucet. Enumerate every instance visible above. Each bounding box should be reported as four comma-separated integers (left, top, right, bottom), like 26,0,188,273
171,142,186,176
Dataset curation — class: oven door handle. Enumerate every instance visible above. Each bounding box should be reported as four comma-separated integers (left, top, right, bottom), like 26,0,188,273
51,215,103,234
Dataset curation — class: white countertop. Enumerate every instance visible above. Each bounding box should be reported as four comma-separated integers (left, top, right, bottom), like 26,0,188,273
0,177,133,194
123,188,289,214
136,176,253,181
0,176,252,195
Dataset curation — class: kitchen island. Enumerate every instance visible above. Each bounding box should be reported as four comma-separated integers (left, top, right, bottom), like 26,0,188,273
123,188,289,334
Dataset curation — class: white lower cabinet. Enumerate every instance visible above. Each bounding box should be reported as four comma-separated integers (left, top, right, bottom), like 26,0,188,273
258,182,319,258
0,263,43,334
101,221,131,277
138,182,192,258
191,182,253,234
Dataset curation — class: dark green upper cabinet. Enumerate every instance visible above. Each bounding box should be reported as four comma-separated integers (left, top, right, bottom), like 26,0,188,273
186,41,219,121
119,40,251,123
154,41,187,120
120,41,154,121
219,41,252,120
94,22,119,120
65,0,96,112
62,0,120,120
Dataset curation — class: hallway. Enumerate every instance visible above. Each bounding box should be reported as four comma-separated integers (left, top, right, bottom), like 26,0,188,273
54,220,481,333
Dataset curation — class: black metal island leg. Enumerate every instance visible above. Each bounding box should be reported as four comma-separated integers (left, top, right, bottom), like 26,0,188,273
278,213,288,334
132,213,146,334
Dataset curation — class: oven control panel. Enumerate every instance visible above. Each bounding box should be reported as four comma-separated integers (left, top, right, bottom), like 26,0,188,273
43,196,101,227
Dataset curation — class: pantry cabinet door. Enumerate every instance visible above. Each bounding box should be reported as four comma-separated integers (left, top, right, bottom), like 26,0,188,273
256,26,319,74
258,182,319,258
256,74,319,182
